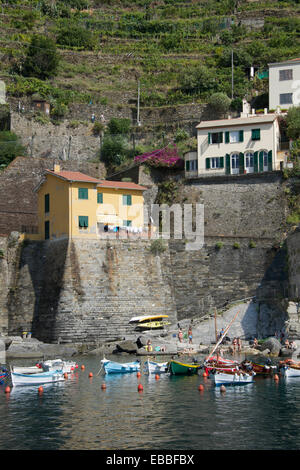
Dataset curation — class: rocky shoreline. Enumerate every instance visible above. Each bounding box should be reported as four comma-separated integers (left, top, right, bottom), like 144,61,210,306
1,331,300,363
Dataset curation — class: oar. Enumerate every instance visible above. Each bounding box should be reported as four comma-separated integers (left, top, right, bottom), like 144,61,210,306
206,309,240,361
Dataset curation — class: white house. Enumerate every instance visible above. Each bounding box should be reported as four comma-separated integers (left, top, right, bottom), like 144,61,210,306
268,58,300,110
185,114,283,178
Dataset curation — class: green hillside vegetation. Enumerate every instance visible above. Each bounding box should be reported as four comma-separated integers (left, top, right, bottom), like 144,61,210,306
0,0,300,112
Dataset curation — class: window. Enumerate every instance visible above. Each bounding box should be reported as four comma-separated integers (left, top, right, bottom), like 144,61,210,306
123,220,132,227
44,194,50,213
186,160,198,171
205,157,224,169
280,93,293,105
45,221,50,240
122,194,132,206
231,153,239,170
251,129,261,141
211,157,221,168
245,152,254,170
78,188,88,199
97,192,103,204
279,69,293,81
78,216,88,228
209,132,223,144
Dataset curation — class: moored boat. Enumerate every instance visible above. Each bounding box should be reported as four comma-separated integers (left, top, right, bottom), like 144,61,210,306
11,365,42,375
42,359,77,374
214,370,255,386
145,359,169,374
282,365,300,378
101,358,140,374
10,369,65,387
169,359,201,375
251,362,277,376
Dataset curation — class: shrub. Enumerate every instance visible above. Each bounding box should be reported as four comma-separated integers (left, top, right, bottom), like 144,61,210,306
215,242,224,250
233,242,240,249
249,240,256,249
150,239,167,255
0,131,26,168
107,118,131,136
92,122,105,136
22,35,60,80
208,92,231,117
56,26,97,50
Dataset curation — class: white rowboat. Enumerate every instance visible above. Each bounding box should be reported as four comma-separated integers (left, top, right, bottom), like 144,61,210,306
11,369,65,387
145,359,169,374
42,359,77,374
283,366,300,378
12,366,42,374
214,371,255,386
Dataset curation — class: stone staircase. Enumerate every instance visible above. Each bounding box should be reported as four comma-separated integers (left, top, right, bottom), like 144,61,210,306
29,239,177,343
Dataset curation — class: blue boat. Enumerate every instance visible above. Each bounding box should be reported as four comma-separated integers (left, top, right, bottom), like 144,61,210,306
101,358,140,374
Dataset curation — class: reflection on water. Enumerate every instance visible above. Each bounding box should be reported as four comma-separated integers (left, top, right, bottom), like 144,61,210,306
1,355,300,450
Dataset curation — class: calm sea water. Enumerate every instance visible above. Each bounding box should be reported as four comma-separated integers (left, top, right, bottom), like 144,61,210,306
0,354,300,451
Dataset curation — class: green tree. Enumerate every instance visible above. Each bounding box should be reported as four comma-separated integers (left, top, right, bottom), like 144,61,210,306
100,135,128,167
208,92,231,117
286,106,300,140
179,65,218,97
22,35,60,80
0,131,26,169
56,26,97,50
107,118,131,136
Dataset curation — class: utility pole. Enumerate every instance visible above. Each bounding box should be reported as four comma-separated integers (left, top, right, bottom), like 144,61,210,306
231,49,234,100
137,80,141,126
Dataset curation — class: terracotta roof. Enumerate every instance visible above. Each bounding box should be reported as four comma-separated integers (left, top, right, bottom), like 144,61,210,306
45,169,100,183
45,169,147,190
196,114,277,129
97,180,147,191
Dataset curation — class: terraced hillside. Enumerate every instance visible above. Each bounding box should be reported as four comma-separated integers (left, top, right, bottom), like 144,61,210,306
0,0,300,115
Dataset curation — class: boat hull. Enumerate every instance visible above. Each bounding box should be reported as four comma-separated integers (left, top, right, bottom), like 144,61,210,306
11,370,65,386
145,360,169,374
214,371,255,386
283,366,300,377
169,360,200,375
101,359,140,374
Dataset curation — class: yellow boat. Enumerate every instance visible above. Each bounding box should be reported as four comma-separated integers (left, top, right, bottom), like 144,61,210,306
129,315,169,330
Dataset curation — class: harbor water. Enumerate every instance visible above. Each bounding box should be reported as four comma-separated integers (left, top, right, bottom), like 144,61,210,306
0,354,300,451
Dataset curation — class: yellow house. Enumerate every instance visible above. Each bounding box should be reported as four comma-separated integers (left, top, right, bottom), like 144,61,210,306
34,164,146,240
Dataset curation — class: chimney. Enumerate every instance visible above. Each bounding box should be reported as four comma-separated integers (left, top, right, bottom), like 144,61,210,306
54,163,61,173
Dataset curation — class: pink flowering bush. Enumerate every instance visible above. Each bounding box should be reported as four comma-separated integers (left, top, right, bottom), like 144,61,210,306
134,144,184,169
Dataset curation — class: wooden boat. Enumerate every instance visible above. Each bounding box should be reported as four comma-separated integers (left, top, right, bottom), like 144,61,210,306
11,365,42,375
129,315,170,330
282,365,300,377
42,359,77,374
101,358,140,374
251,362,277,376
169,359,201,375
204,356,239,374
214,370,255,386
145,359,169,374
10,369,65,387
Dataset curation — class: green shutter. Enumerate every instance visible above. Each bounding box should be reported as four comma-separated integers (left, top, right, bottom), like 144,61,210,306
239,130,244,142
268,150,273,171
225,131,229,144
259,151,264,172
206,158,210,169
79,216,88,228
78,188,88,199
208,133,211,144
225,154,230,175
220,156,224,168
122,194,132,206
252,129,260,141
186,160,190,171
97,192,103,203
219,132,223,143
239,152,244,174
45,194,50,213
254,151,258,173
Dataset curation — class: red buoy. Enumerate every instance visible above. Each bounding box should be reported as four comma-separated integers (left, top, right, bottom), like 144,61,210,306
81,365,85,370
198,384,204,392
64,373,68,379
274,374,279,381
89,372,93,378
203,372,208,378
136,372,141,378
138,384,143,392
155,374,160,380
4,386,10,394
101,383,107,390
38,386,43,394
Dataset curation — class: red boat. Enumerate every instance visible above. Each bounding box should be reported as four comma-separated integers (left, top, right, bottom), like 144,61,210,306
204,356,240,375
